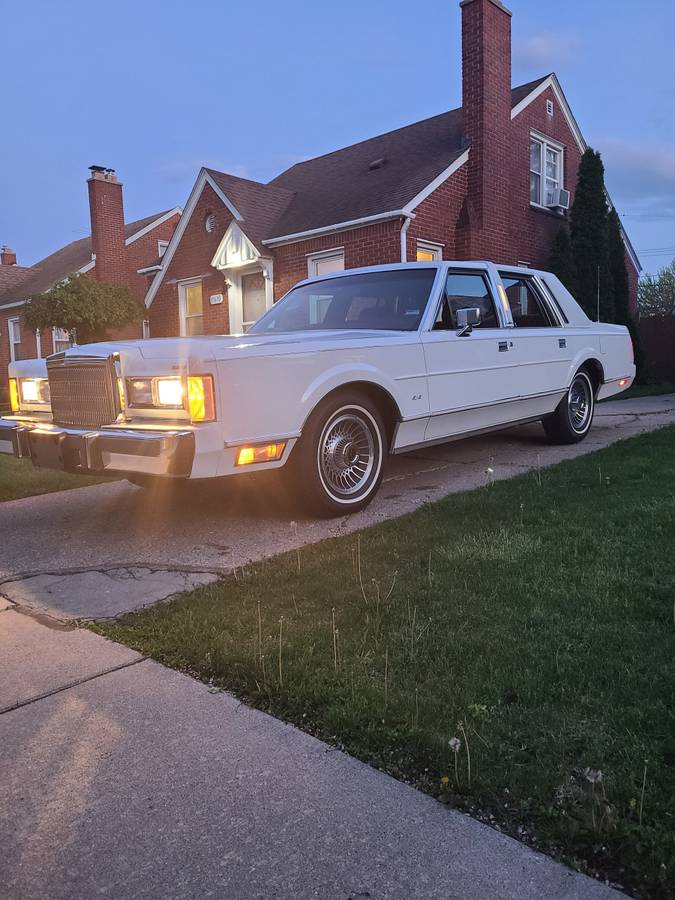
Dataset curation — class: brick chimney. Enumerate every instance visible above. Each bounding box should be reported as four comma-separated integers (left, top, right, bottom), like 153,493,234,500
460,0,512,260
87,166,126,283
1,246,17,266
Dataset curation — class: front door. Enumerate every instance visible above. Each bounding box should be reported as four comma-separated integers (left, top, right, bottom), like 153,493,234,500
421,268,520,441
241,273,267,331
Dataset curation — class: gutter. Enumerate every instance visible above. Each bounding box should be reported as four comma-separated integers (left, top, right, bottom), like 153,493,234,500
400,215,412,263
262,210,415,248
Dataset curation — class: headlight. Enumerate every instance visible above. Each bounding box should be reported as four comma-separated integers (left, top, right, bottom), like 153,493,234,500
125,375,215,422
19,378,50,405
156,377,184,407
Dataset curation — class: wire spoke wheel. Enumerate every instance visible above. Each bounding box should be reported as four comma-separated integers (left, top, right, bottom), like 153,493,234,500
318,411,377,499
567,374,593,433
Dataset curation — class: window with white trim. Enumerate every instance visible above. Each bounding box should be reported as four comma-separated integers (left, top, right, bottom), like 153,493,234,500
142,319,151,339
530,136,563,207
8,317,21,362
53,327,70,353
416,240,443,262
179,280,204,336
157,240,169,258
307,249,344,277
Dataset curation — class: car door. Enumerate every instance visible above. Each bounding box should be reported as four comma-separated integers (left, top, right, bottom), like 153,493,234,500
497,271,569,413
421,267,520,442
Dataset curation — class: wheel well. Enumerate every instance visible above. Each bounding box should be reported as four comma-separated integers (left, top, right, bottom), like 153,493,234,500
580,359,604,394
313,382,401,446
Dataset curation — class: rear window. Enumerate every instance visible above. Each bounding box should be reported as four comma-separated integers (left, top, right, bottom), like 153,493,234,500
248,269,437,334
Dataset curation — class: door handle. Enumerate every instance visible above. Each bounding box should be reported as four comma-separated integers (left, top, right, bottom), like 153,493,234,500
559,338,567,348
498,341,509,352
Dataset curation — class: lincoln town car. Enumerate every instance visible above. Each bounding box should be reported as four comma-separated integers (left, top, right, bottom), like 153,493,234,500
0,262,635,516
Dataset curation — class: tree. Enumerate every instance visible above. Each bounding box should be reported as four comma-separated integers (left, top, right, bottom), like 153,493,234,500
24,273,145,345
570,148,614,322
638,261,675,317
608,208,644,376
548,224,578,296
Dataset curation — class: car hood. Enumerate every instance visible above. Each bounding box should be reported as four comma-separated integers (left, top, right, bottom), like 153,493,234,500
66,330,417,363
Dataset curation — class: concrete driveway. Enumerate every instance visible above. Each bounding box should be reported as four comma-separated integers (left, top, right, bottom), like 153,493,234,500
1,394,674,620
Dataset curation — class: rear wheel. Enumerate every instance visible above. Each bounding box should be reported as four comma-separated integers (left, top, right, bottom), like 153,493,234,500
543,369,595,444
290,391,387,517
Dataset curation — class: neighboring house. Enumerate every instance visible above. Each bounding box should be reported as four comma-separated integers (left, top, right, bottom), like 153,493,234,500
145,0,640,339
0,167,181,403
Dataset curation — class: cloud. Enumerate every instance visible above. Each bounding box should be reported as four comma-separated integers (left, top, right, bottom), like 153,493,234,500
157,159,249,183
594,137,675,215
513,31,582,70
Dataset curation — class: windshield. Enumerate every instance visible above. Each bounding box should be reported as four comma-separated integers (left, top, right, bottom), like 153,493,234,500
248,268,438,334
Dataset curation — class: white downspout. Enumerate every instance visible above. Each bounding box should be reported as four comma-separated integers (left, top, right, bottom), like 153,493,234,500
400,215,413,262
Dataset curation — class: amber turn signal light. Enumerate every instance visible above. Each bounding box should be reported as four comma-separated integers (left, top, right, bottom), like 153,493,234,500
9,378,19,412
236,443,286,466
188,375,216,422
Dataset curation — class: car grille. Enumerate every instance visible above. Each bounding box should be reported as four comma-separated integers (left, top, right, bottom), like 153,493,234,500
47,355,120,429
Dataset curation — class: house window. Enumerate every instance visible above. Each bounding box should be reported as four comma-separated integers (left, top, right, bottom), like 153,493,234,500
416,241,443,262
8,317,21,362
179,280,204,336
157,240,169,258
530,136,563,207
307,249,344,277
52,327,70,353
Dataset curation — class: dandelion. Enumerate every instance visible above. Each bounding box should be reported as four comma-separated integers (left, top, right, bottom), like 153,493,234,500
440,776,449,786
449,736,461,787
582,767,604,784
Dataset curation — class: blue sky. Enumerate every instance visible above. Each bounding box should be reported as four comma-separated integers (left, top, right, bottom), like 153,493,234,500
1,0,674,274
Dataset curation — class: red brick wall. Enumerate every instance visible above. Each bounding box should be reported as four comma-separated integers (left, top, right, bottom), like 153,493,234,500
149,185,231,337
407,164,469,260
273,220,402,298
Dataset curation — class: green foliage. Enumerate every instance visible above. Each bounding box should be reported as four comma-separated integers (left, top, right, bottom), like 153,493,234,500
548,224,578,296
638,261,675,317
608,209,644,376
570,148,614,321
24,272,144,345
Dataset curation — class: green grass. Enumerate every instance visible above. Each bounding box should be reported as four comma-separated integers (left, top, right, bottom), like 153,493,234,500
94,428,675,898
0,454,110,502
605,382,675,401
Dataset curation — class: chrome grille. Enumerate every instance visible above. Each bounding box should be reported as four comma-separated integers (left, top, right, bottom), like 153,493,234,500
47,355,119,429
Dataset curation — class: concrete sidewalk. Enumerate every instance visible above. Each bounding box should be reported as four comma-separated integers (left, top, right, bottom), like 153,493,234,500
0,609,624,900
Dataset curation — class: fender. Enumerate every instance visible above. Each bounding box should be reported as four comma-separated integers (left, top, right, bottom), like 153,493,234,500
566,348,605,388
299,362,406,430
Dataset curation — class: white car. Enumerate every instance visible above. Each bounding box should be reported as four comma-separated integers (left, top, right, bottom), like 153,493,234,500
1,262,634,516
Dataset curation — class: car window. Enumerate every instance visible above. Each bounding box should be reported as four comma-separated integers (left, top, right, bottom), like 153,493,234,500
499,274,553,327
434,271,499,330
249,269,437,333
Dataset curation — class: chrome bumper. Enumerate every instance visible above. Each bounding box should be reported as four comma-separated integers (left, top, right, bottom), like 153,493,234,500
0,417,195,478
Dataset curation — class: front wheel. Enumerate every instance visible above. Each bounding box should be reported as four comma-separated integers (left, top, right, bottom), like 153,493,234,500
290,391,387,517
543,369,595,444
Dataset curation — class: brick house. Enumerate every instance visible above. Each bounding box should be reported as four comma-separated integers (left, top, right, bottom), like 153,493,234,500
0,167,181,403
145,0,640,339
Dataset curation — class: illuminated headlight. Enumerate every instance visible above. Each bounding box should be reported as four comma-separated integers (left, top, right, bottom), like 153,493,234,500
126,375,215,422
19,378,50,405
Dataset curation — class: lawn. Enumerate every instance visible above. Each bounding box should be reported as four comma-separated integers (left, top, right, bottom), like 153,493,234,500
95,428,675,898
605,382,675,401
0,454,109,502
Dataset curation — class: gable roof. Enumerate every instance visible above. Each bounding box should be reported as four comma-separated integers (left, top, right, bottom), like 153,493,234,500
205,171,294,253
0,265,35,304
265,79,549,242
0,209,181,308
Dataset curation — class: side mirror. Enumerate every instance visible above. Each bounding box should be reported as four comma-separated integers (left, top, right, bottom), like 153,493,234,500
456,306,481,335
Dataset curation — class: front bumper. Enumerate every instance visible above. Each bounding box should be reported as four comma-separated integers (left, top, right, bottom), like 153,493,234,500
0,417,195,478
